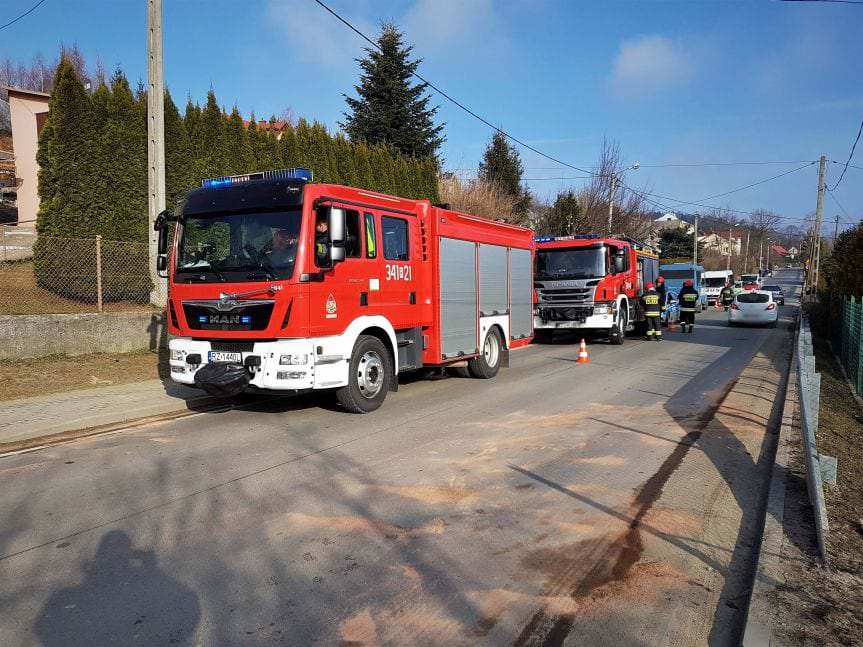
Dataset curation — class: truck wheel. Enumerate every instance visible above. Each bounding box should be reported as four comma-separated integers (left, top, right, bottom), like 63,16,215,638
336,335,391,413
468,328,502,379
609,309,626,345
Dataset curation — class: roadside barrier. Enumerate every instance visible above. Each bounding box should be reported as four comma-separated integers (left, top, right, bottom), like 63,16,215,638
797,314,831,565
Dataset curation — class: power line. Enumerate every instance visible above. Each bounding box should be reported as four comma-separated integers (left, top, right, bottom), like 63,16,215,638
829,117,863,190
781,0,863,5
827,189,857,225
693,162,816,202
0,0,47,31
449,160,817,172
313,0,821,228
312,0,596,177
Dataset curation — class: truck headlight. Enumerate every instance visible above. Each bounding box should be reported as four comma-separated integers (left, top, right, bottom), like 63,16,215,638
170,349,185,361
280,354,308,365
593,305,610,315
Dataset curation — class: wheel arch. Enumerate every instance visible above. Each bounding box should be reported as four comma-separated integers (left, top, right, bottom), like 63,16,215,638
340,316,399,375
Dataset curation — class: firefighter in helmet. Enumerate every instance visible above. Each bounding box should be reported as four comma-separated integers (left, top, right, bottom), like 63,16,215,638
678,279,700,333
719,281,735,311
641,282,662,341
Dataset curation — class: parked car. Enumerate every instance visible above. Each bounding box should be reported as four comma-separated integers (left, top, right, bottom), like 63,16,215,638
729,290,779,327
661,291,680,327
761,284,785,305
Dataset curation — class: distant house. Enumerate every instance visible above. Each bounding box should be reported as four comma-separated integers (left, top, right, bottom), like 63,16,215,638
3,86,50,228
699,230,742,255
653,212,694,235
243,119,291,140
770,244,789,258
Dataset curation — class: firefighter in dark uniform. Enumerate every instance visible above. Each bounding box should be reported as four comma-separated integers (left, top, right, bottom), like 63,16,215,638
719,281,735,311
314,214,330,265
641,282,662,341
678,279,700,333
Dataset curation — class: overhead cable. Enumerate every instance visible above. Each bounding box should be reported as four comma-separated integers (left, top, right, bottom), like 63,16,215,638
0,0,47,32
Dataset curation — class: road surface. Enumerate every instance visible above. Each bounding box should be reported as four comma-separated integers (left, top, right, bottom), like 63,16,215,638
0,270,802,646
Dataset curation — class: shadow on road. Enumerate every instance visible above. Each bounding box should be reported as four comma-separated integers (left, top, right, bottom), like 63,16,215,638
34,530,200,647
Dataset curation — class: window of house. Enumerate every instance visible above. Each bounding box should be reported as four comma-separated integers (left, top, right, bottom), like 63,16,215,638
382,216,409,261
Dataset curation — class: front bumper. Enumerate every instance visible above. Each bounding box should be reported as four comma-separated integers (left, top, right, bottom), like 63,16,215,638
169,338,317,391
729,311,778,325
534,309,615,330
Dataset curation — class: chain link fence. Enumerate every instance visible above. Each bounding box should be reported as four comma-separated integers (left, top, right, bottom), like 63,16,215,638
832,295,863,397
0,230,167,314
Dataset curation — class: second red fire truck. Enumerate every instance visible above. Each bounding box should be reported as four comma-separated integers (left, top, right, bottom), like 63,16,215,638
533,234,660,343
155,168,534,413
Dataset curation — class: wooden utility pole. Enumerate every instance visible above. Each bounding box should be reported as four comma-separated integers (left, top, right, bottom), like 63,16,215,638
147,0,166,307
693,214,699,265
606,174,617,235
809,155,827,295
834,214,840,242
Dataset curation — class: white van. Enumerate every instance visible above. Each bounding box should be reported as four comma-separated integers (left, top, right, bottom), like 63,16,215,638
703,270,733,304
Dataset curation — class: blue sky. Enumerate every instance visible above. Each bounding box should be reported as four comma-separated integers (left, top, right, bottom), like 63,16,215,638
3,0,862,233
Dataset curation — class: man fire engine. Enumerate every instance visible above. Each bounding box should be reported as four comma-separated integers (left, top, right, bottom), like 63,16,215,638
533,234,660,344
155,168,534,413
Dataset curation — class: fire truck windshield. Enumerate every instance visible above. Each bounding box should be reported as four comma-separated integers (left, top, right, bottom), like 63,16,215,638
176,209,302,282
536,246,606,280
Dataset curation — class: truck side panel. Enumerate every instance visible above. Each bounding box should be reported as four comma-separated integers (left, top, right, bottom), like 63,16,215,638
510,248,533,341
479,244,508,316
439,237,479,359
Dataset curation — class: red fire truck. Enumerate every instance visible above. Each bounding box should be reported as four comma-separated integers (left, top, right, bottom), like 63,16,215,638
533,234,659,343
155,168,534,412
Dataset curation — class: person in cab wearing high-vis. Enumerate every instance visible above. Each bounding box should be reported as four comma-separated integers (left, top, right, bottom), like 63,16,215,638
678,279,700,333
641,282,662,341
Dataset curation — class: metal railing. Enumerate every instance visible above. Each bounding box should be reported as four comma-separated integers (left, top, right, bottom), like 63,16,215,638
0,232,167,314
797,314,830,564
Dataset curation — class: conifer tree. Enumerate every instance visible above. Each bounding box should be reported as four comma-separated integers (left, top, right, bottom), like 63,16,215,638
342,24,444,159
35,57,98,238
192,89,227,181
224,107,253,175
280,123,298,169
294,118,314,171
479,132,524,201
354,141,374,190
307,121,334,182
334,133,358,187
164,89,194,207
261,131,281,170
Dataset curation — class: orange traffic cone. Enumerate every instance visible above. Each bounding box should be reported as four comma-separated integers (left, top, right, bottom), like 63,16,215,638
577,338,591,364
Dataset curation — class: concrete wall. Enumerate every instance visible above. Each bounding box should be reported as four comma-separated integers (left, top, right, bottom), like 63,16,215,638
0,311,167,360
7,88,50,229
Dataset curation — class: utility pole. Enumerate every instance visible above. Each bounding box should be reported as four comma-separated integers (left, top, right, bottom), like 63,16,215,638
693,214,699,265
607,174,617,235
809,155,827,295
758,238,763,273
833,214,840,242
147,0,166,307
744,230,750,274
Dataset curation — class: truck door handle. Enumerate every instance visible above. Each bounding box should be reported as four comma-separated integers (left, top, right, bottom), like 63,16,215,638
409,292,416,304
360,292,368,306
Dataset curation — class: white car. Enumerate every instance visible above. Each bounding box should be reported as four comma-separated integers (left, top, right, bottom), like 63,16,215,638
729,290,779,327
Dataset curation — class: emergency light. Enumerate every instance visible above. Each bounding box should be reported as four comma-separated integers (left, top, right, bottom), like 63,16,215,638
202,167,313,188
535,234,602,243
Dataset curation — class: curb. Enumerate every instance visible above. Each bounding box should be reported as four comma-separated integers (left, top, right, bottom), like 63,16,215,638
0,394,229,457
741,324,799,646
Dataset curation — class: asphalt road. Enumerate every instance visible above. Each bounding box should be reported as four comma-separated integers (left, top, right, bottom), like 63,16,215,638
0,270,803,647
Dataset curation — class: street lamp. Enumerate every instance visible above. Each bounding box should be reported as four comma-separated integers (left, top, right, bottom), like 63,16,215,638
726,222,741,272
607,162,640,234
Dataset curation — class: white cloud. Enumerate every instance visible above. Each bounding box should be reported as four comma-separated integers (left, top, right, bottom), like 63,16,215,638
401,0,508,61
609,35,693,98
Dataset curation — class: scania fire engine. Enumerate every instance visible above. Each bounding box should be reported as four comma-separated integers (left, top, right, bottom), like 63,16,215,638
533,234,659,343
155,168,534,413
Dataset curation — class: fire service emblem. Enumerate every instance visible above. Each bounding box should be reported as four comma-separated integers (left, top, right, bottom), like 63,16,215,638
325,294,337,318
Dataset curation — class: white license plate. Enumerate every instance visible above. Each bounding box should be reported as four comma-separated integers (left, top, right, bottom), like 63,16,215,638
208,351,242,363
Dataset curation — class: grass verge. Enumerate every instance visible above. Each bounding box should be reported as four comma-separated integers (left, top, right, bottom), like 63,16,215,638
0,349,166,401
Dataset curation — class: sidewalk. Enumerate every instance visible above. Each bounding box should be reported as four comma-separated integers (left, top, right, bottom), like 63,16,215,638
0,379,217,450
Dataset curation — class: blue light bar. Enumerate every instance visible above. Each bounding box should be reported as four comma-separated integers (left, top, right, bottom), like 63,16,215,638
202,167,313,188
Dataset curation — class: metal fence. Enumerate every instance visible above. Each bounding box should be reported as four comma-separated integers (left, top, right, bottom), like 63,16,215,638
797,314,830,565
0,231,167,314
833,295,863,397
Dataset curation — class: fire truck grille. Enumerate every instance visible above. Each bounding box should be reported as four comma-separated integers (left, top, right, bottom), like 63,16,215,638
182,301,274,331
535,285,594,306
539,306,593,322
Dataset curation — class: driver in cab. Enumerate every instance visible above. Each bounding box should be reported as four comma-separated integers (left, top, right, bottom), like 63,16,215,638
269,228,296,268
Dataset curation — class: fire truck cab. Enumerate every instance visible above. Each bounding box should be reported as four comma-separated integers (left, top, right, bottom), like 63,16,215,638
156,169,534,413
533,234,659,343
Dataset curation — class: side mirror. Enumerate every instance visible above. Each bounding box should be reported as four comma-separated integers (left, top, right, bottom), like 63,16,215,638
327,206,346,266
157,255,168,272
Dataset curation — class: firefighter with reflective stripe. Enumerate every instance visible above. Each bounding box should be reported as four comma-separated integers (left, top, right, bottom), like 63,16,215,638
656,275,667,314
641,282,662,341
719,282,735,311
678,279,700,333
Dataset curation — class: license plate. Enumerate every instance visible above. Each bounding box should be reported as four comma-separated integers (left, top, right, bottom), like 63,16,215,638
208,351,241,363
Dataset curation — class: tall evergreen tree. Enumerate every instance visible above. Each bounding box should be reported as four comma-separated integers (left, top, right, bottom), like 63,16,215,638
479,131,530,214
354,141,374,190
36,56,98,238
280,123,299,169
342,24,444,159
539,191,586,236
164,89,194,207
334,133,358,187
191,89,227,181
294,118,313,171
224,107,253,175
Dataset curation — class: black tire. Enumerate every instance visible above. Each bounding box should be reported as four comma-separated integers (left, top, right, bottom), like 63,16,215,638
335,335,391,413
468,328,502,379
609,307,626,345
533,329,554,344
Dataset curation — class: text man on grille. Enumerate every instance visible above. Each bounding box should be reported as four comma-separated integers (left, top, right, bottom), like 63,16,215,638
678,279,700,333
641,282,662,341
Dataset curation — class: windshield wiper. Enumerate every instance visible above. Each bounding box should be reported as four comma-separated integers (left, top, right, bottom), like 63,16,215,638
176,264,226,282
231,262,277,280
